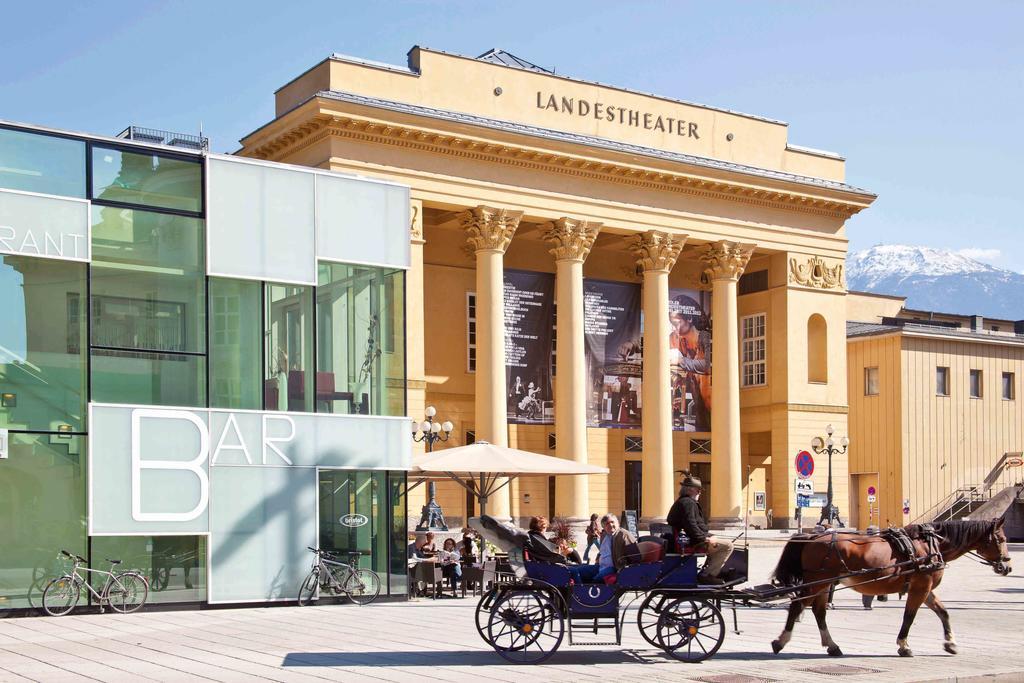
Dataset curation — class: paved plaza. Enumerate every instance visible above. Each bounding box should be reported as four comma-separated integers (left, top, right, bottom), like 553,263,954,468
0,542,1020,683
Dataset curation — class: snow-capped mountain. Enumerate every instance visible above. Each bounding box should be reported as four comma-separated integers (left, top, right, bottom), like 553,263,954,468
847,245,1024,320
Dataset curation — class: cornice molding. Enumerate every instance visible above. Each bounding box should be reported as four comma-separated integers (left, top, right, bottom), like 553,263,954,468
241,107,871,220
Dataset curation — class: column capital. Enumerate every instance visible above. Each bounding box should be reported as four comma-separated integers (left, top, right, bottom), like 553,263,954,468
542,217,602,262
460,205,523,253
632,230,685,273
701,240,755,282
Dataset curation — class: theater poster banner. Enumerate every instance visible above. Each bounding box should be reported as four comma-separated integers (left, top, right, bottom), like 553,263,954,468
584,279,642,428
505,269,555,424
669,288,712,432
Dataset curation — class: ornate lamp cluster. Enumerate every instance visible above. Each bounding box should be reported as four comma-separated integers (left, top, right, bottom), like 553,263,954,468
811,424,849,527
411,406,454,453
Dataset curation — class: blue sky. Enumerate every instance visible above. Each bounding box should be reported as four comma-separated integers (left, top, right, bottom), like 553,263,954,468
2,1,1022,271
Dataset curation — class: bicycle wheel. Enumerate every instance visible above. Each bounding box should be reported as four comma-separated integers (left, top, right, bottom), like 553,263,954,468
107,572,149,614
42,576,81,617
343,568,381,605
297,569,320,606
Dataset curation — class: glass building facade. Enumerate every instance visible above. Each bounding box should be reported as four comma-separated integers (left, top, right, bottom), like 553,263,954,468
0,122,411,611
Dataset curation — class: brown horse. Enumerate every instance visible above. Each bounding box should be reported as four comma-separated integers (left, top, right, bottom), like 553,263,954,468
770,518,1012,657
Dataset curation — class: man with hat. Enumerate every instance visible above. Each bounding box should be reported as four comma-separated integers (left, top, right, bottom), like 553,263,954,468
667,471,733,584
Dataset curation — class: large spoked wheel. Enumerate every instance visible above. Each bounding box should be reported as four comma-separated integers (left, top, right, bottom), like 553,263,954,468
637,591,673,648
42,576,81,617
297,569,320,606
344,569,381,605
487,590,564,664
107,572,149,614
475,585,503,644
656,597,725,663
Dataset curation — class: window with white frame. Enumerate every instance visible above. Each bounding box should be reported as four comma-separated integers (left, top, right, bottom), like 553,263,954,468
467,292,477,373
741,313,767,387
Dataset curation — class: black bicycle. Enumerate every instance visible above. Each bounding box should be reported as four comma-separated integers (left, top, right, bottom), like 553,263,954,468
297,547,380,606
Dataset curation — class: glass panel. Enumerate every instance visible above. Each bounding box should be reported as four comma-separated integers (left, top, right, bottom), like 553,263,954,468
315,173,410,269
0,255,87,432
91,146,201,213
91,205,204,271
0,433,86,611
265,283,313,412
316,263,405,416
206,158,315,284
389,471,407,597
209,278,262,410
91,349,205,407
318,470,388,579
90,536,206,604
0,127,86,198
209,466,316,602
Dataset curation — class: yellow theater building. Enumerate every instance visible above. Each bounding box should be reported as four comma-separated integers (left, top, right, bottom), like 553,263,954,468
238,47,876,528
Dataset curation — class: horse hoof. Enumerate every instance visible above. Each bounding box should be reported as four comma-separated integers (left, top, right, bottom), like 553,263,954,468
944,642,958,655
898,647,913,657
772,640,783,654
828,646,843,657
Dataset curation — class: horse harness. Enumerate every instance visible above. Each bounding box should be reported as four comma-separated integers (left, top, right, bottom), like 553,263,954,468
884,525,945,574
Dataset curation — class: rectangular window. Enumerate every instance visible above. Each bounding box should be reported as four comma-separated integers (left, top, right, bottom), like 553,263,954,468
551,302,557,377
91,348,206,407
0,255,87,432
91,146,202,213
465,430,476,445
209,278,262,410
467,292,477,373
1003,372,1015,400
741,313,767,387
265,283,314,412
864,367,880,396
547,433,556,450
936,366,950,396
970,369,983,398
0,126,86,198
690,438,712,455
316,263,406,416
90,536,206,605
625,435,643,452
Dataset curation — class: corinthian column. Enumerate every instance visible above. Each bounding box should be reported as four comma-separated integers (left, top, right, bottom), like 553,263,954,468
701,240,754,526
543,217,601,521
461,205,523,520
633,230,685,523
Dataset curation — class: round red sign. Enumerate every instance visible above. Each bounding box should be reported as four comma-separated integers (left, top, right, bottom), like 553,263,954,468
795,451,815,479
867,486,876,496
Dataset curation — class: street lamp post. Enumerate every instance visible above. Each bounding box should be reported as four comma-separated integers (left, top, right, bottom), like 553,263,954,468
412,407,454,531
811,424,849,528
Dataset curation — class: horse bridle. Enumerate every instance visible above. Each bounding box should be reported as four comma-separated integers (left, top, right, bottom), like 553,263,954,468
965,528,1012,575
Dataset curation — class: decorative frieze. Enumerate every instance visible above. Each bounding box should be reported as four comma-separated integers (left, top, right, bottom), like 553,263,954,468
632,230,685,273
542,217,602,262
460,205,523,253
788,255,845,290
700,240,754,282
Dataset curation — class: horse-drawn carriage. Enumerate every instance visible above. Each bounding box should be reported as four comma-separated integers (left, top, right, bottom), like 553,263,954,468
470,515,1013,664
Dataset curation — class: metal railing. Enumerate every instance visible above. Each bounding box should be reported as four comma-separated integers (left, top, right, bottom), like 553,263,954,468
116,126,208,151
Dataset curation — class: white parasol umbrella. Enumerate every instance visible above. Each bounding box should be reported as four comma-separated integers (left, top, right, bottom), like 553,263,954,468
409,441,608,517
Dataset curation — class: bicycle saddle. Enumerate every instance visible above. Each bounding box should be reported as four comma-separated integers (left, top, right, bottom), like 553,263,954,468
106,558,122,565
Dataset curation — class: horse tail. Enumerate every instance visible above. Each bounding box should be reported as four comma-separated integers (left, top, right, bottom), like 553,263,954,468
772,538,806,587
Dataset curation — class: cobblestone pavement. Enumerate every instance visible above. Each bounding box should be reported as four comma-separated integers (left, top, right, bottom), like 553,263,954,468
0,543,1020,682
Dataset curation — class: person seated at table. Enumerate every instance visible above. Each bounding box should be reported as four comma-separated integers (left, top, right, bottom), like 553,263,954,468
460,527,477,562
437,538,463,591
421,531,438,557
526,516,567,564
556,538,582,565
567,514,636,583
408,534,429,562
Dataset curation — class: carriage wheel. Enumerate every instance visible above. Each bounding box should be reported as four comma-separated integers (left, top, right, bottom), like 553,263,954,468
475,586,503,644
637,591,673,648
656,597,725,663
487,590,564,664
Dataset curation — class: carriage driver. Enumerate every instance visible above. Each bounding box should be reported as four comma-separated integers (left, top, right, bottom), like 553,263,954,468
667,472,733,585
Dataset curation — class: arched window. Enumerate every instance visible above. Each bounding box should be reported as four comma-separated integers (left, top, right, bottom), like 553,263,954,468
807,314,828,383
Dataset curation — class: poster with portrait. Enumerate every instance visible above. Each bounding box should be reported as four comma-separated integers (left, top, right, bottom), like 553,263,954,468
584,279,643,428
669,288,712,432
504,269,555,424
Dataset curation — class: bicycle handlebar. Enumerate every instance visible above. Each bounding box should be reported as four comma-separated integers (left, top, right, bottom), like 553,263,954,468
60,550,86,563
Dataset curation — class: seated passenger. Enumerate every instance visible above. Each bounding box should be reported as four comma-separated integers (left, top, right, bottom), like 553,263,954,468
666,472,733,585
556,537,582,564
568,514,636,583
526,516,567,564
